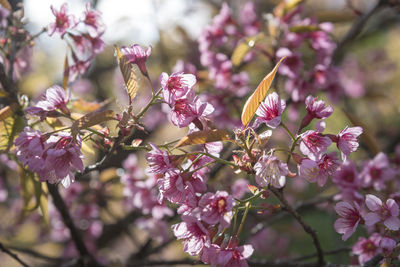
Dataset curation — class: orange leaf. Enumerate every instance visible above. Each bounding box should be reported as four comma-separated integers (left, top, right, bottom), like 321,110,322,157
115,46,138,104
0,103,18,121
241,57,285,127
231,33,264,67
0,0,11,10
175,129,231,148
62,54,69,90
71,109,115,137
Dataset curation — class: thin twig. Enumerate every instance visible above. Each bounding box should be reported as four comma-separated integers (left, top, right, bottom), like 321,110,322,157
0,242,30,267
269,187,325,266
8,246,67,263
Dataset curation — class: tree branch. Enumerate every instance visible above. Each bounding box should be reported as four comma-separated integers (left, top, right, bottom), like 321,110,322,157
47,183,97,265
332,0,388,64
0,242,30,267
269,187,325,266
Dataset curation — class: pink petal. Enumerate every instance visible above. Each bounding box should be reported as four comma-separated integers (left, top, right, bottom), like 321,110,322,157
365,194,382,211
384,217,400,231
363,212,380,226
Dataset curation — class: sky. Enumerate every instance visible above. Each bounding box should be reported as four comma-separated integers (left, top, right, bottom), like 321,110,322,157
24,0,211,45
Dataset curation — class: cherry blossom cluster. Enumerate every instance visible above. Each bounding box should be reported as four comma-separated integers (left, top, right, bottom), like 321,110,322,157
14,126,83,187
48,3,106,82
197,2,260,128
269,4,341,102
332,149,400,264
145,141,254,266
3,1,400,266
120,154,172,243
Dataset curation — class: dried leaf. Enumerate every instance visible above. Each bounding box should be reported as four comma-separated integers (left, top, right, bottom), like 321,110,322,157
115,46,138,104
39,190,49,224
231,33,264,67
248,184,259,195
0,105,13,121
0,0,11,10
343,109,380,155
62,55,69,89
0,88,8,97
72,99,103,113
71,109,115,137
175,129,231,148
289,25,320,33
241,57,285,127
100,168,118,182
284,0,305,12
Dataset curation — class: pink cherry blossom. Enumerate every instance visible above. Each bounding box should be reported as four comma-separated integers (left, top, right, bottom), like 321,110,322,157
299,152,340,186
380,236,396,255
169,92,214,128
305,95,334,119
0,7,10,28
336,126,363,161
42,132,84,187
300,95,333,130
82,3,105,38
120,44,152,76
276,48,302,79
215,244,254,267
231,179,249,199
160,72,196,104
361,152,395,191
145,143,172,174
352,233,382,265
172,215,210,256
254,155,288,188
332,160,363,202
137,218,170,244
14,127,46,173
48,3,76,37
26,85,70,119
363,194,400,231
253,92,286,129
239,2,260,35
299,130,332,160
334,201,362,241
198,191,234,230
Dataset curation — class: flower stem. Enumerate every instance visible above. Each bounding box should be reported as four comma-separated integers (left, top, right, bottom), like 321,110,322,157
236,202,251,238
136,88,162,120
281,122,296,141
